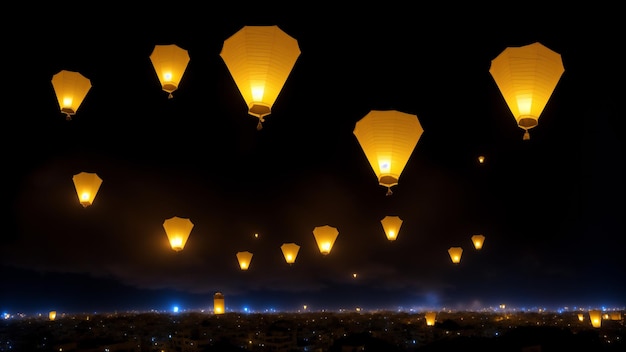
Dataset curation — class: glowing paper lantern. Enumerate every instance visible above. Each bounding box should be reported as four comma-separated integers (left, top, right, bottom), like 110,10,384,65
425,311,437,326
353,110,424,195
478,155,485,164
149,44,190,98
214,292,225,315
577,313,585,322
236,251,253,270
220,25,301,130
489,42,564,140
588,310,602,328
380,216,403,241
72,172,103,207
49,311,57,321
52,70,92,120
448,247,463,264
312,225,339,255
280,243,300,264
471,234,485,250
162,216,194,252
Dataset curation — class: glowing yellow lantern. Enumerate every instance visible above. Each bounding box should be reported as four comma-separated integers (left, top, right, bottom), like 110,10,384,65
236,251,253,270
353,110,424,195
425,311,437,326
51,70,92,120
312,225,339,255
49,311,56,321
577,313,584,322
220,25,301,130
162,216,194,252
280,243,300,264
380,216,403,241
448,247,463,264
478,155,485,164
72,172,103,207
489,42,564,140
471,234,485,250
149,44,190,99
588,310,602,328
214,292,225,315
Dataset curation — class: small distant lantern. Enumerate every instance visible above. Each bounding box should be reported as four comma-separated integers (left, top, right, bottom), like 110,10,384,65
220,25,301,130
162,216,194,252
471,234,485,250
354,110,424,195
281,243,300,264
588,310,602,328
72,172,103,207
577,313,585,322
51,70,92,120
489,42,564,140
380,216,403,241
149,44,190,99
236,251,253,270
312,225,339,255
448,247,463,264
49,311,57,321
425,312,437,326
214,292,225,315
478,155,485,164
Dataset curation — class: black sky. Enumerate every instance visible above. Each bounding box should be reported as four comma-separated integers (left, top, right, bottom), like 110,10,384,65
2,6,624,314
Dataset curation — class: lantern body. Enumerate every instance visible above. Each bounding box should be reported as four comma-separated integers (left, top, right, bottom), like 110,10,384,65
281,243,300,264
489,42,564,140
380,216,403,241
448,247,463,264
162,216,194,252
312,225,339,255
588,310,602,328
214,292,225,315
49,311,57,321
72,172,103,207
577,313,585,322
353,110,423,195
149,44,190,98
52,70,92,120
471,234,485,250
220,25,301,129
236,251,253,270
425,312,436,326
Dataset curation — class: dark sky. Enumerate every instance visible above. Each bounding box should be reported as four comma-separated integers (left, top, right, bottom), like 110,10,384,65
2,6,624,314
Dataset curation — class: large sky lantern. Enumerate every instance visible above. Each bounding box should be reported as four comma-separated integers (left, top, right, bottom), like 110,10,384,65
353,110,424,196
236,251,253,270
489,42,565,141
51,70,92,121
162,216,194,252
312,225,339,255
220,25,301,131
213,292,225,315
380,216,403,241
471,234,486,250
149,44,190,99
448,247,463,264
72,172,103,208
588,310,602,328
280,243,300,264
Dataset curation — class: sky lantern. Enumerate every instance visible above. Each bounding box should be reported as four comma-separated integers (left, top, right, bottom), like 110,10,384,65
353,110,424,195
162,216,194,252
448,247,463,264
48,311,56,321
236,251,253,270
312,225,339,255
588,310,602,328
477,155,485,164
280,243,300,264
425,311,437,326
220,25,301,130
72,172,102,208
577,313,585,322
149,44,190,99
214,292,225,314
380,216,403,241
471,234,485,250
51,70,92,120
489,42,564,140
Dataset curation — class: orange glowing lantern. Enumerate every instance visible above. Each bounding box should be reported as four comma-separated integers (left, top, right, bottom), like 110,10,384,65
51,70,92,121
425,311,437,326
214,292,225,315
471,234,485,250
448,247,463,264
149,44,190,99
49,311,57,321
72,172,103,207
588,310,602,328
220,25,301,130
312,225,339,255
577,313,585,322
380,216,403,241
353,110,424,195
236,251,253,270
162,216,194,252
489,42,564,140
478,155,485,164
281,243,300,264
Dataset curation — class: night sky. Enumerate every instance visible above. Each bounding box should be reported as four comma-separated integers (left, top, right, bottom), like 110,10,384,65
2,6,624,314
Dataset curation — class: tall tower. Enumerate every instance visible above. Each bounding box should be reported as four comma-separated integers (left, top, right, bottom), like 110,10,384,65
214,292,225,315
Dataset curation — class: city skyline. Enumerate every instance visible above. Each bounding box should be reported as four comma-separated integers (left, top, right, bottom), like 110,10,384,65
2,7,624,315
